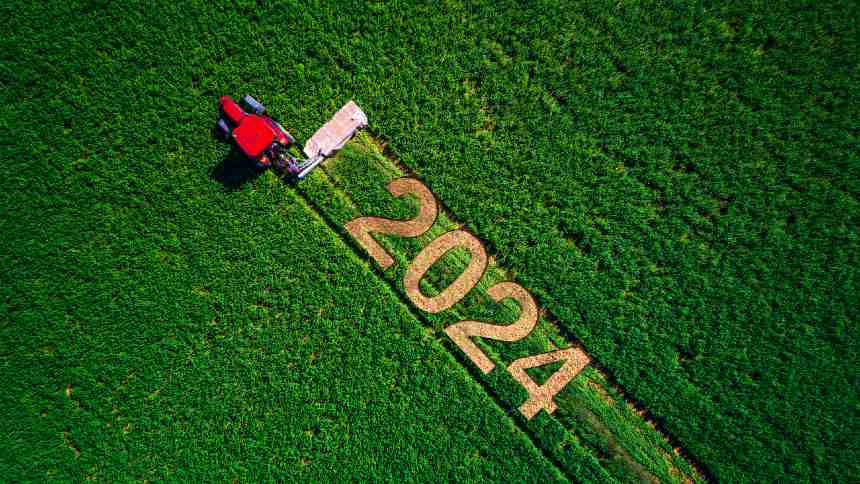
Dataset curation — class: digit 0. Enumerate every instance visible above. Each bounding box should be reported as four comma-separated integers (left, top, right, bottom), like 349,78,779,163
403,230,487,313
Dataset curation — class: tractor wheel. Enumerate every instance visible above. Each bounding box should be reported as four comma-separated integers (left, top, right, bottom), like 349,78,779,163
241,95,265,115
216,118,231,138
273,156,288,172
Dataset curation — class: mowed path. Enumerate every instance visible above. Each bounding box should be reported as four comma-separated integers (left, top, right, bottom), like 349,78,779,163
295,134,703,483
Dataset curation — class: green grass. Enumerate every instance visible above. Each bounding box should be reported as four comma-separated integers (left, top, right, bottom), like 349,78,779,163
2,0,858,481
0,103,567,482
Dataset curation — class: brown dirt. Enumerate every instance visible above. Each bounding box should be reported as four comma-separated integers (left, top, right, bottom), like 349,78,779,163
63,430,80,459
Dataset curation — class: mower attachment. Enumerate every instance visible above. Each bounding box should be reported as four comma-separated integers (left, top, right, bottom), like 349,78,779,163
297,101,368,179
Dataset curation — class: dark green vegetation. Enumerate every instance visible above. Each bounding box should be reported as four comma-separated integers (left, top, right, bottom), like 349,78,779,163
2,0,857,481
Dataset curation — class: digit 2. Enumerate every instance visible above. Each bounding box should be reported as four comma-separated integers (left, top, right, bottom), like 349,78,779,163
445,282,538,373
344,178,437,269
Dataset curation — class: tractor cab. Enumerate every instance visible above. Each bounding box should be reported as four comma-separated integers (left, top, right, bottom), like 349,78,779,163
216,95,295,169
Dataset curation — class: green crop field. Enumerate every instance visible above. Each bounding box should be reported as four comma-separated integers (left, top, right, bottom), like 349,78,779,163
2,0,857,482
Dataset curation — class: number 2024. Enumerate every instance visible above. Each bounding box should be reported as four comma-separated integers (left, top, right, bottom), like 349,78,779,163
345,178,589,419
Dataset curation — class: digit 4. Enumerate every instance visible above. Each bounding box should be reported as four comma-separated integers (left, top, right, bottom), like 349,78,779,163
507,346,590,419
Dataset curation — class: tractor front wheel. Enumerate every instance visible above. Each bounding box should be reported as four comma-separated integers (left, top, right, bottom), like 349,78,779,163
241,95,265,115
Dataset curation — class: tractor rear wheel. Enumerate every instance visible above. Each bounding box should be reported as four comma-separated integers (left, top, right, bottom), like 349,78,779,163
273,156,288,172
216,118,231,138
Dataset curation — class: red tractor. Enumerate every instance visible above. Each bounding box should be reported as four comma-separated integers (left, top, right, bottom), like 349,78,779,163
216,95,306,174
216,95,368,179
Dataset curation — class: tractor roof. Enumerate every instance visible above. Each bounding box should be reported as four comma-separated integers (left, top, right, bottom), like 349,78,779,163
233,115,276,158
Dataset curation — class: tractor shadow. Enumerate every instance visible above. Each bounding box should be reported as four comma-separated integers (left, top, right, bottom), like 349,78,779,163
210,147,260,190
209,120,263,190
